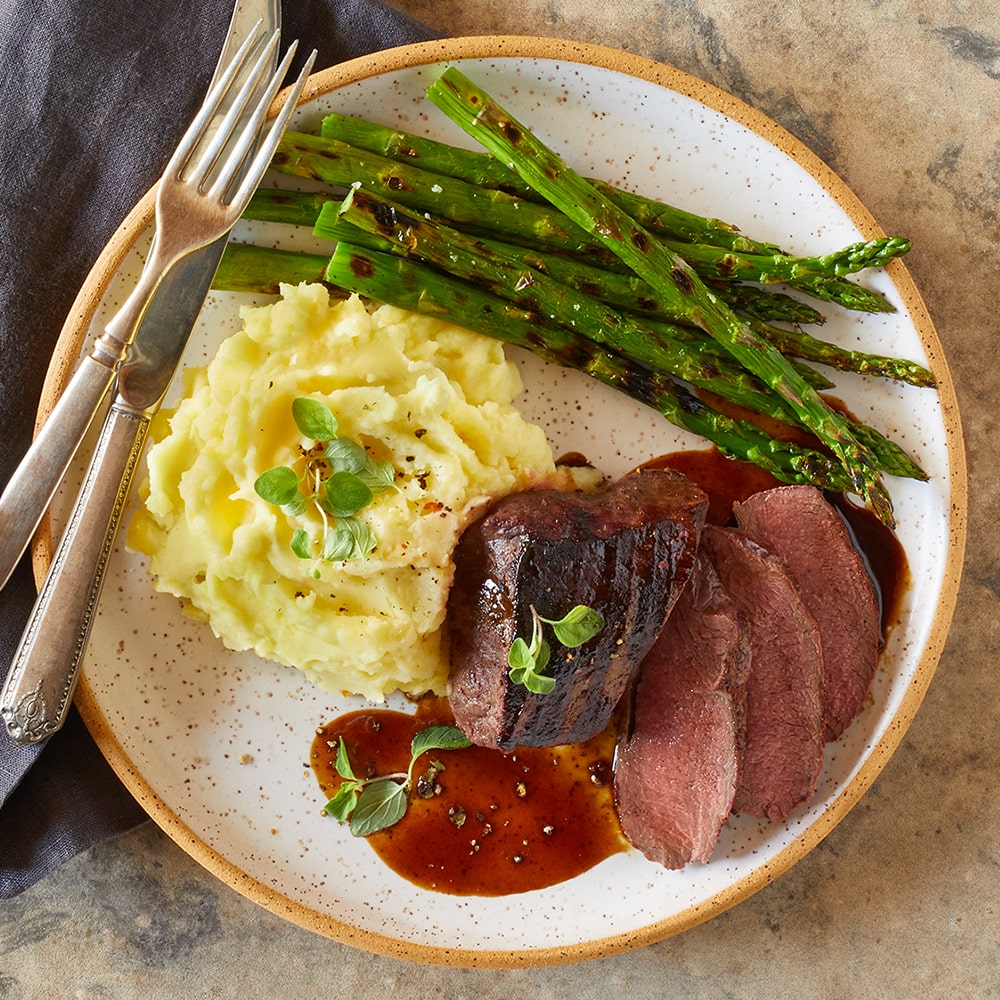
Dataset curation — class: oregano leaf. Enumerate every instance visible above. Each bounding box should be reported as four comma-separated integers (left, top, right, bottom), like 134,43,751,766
323,523,355,561
334,738,356,781
281,494,307,517
521,669,557,695
290,527,313,560
324,783,360,822
410,724,472,759
507,604,602,695
323,724,472,837
357,457,396,495
292,397,338,441
324,518,375,561
325,437,368,474
549,605,604,647
350,780,408,837
322,470,373,518
343,518,376,559
258,398,397,567
535,638,552,674
254,466,301,506
507,636,533,672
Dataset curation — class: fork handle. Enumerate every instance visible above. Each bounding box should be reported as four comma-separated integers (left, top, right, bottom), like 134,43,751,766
0,355,119,591
0,229,183,595
0,401,149,745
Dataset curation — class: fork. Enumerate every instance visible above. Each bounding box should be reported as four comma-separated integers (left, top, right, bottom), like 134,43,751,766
0,27,317,745
0,24,311,594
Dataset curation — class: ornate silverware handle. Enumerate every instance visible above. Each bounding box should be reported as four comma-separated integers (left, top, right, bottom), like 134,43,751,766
0,355,121,593
0,403,150,744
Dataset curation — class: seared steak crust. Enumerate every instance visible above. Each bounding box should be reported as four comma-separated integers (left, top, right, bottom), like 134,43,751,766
446,468,707,749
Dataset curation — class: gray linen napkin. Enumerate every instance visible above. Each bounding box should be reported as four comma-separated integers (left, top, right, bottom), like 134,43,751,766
0,0,439,898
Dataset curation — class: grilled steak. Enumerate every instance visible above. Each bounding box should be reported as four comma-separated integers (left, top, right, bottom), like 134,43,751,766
614,551,749,868
702,525,825,823
445,468,708,749
733,485,880,741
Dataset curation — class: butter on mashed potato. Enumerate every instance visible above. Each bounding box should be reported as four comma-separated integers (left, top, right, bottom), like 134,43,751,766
128,283,562,700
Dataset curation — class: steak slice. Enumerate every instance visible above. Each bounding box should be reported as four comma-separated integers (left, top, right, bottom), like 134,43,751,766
702,525,825,823
614,551,750,869
445,468,708,749
733,485,880,741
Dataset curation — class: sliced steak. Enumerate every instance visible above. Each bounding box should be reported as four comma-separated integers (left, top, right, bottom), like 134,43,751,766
733,485,880,741
702,524,825,823
614,551,750,868
445,468,708,750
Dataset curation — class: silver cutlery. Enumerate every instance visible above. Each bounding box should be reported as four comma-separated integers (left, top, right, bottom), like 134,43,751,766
0,24,316,745
0,1,282,594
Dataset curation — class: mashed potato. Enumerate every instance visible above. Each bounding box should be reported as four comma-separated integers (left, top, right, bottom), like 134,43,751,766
128,283,561,700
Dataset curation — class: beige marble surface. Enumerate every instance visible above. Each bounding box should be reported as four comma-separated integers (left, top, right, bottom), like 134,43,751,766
3,1,997,996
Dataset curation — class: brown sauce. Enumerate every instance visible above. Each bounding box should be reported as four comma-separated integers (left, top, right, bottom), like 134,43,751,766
310,697,627,896
650,447,909,632
645,448,783,526
310,447,909,895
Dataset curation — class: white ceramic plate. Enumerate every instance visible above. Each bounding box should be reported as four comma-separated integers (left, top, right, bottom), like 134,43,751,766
40,37,965,966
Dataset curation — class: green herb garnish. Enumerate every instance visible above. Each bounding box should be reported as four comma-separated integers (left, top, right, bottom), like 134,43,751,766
324,724,472,836
254,397,395,573
507,604,605,695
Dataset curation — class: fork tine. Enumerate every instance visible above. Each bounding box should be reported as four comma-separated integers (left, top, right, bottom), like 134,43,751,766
160,21,266,182
187,31,283,191
205,38,301,201
229,49,317,213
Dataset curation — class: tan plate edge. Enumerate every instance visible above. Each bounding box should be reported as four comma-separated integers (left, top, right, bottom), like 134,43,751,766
49,34,967,968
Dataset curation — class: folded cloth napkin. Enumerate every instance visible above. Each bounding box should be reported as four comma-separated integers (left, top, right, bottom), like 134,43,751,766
0,0,439,898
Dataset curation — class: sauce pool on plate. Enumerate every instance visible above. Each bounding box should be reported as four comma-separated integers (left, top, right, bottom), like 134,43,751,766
311,697,627,896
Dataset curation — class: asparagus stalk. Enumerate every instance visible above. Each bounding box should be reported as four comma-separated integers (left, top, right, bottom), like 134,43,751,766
241,188,332,227
596,181,900,313
320,112,536,196
317,112,901,313
271,131,903,313
785,274,897,313
849,425,928,481
718,282,827,325
323,242,856,491
425,66,895,524
213,242,329,293
243,185,933,388
658,236,910,285
748,316,936,387
272,131,595,252
320,110,782,253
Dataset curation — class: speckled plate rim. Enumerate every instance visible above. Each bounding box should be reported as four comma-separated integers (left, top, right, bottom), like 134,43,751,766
35,34,967,968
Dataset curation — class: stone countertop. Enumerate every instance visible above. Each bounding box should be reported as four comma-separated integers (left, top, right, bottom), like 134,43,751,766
3,1,996,996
